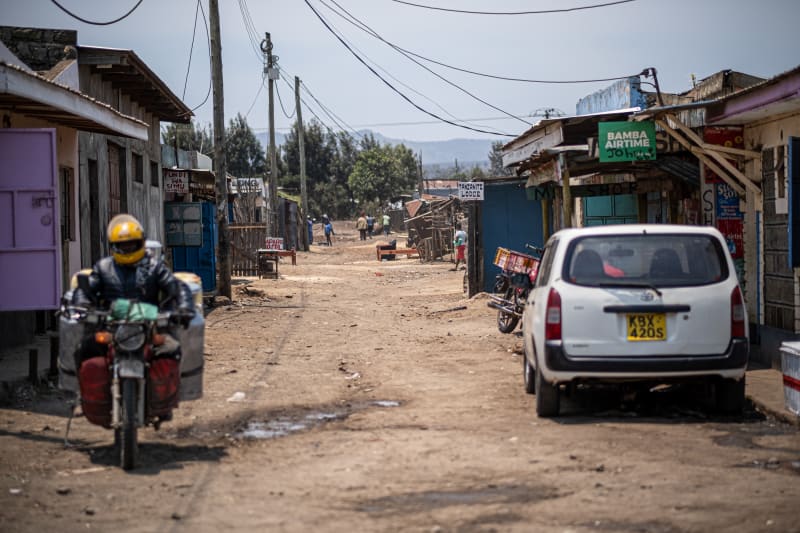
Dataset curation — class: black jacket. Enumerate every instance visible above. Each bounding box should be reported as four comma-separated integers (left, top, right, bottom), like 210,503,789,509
73,253,193,314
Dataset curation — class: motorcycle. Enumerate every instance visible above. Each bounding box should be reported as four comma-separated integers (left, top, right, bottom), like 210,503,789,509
488,244,542,333
58,272,205,470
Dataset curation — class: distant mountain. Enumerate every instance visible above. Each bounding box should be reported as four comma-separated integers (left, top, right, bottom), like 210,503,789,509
256,130,493,167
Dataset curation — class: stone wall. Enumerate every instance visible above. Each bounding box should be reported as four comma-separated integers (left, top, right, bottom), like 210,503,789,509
0,26,76,71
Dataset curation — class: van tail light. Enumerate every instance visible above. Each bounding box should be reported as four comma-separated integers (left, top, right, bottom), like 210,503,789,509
731,286,746,338
545,288,562,340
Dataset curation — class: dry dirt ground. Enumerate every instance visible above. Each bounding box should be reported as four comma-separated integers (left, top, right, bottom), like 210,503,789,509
1,221,800,532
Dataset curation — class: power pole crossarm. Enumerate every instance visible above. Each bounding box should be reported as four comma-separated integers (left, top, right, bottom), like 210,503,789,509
209,0,231,298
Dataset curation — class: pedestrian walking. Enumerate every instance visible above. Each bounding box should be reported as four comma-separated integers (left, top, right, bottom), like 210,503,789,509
366,214,375,239
307,216,314,246
324,220,335,246
452,222,467,271
382,213,391,236
356,213,367,241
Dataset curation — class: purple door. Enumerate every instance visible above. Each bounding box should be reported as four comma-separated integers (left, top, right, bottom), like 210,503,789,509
0,129,61,311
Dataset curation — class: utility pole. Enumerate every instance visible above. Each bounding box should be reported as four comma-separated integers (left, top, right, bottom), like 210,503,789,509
209,0,231,298
417,153,424,197
295,76,308,245
262,33,279,237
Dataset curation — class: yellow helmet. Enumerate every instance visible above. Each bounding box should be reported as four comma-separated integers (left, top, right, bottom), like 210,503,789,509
107,214,146,265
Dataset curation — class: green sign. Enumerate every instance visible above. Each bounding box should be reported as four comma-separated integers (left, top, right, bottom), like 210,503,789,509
599,121,656,162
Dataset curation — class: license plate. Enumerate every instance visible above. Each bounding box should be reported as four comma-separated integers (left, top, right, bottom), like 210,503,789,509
117,358,145,378
626,313,666,341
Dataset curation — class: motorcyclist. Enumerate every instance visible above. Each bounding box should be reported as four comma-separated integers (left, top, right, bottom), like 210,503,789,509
72,214,195,359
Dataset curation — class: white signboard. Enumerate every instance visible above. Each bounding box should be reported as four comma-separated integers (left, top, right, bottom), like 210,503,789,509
264,237,284,251
458,181,484,201
164,170,189,194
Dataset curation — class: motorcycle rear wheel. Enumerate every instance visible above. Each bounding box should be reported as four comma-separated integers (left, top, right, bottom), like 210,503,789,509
119,378,138,470
497,287,520,333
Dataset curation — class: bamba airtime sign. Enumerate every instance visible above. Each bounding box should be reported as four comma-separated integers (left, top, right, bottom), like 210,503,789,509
598,121,656,162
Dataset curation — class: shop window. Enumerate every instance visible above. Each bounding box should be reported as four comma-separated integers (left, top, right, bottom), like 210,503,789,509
133,152,144,183
150,160,160,187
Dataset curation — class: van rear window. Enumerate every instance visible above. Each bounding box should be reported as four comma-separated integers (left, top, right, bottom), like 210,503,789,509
564,234,729,287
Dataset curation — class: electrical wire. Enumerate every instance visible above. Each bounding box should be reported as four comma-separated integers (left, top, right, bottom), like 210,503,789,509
275,77,296,119
278,72,355,138
317,1,496,132
182,0,201,100
238,0,266,62
245,77,266,118
187,0,212,114
328,0,643,85
318,0,526,128
298,78,362,138
388,0,636,15
50,0,145,25
304,0,513,137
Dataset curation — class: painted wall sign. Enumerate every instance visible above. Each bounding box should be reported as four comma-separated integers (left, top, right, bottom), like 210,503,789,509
598,121,656,162
703,126,744,184
526,181,637,201
164,169,189,194
458,181,484,201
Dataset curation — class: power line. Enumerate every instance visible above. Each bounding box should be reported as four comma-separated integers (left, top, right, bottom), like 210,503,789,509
245,77,266,118
299,79,362,138
275,77,296,119
50,0,144,25
237,0,265,61
317,1,495,132
304,0,513,137
182,0,201,100
321,0,527,128
329,0,643,85
187,0,212,114
388,0,636,15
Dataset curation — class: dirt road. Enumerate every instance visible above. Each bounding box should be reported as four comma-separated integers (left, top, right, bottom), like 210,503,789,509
1,222,799,532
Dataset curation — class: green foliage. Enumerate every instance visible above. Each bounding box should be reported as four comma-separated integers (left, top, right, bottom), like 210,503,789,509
348,143,418,206
225,113,266,179
161,120,212,154
489,141,511,176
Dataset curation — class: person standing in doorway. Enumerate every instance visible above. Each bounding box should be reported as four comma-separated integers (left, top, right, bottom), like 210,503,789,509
356,212,367,241
452,222,467,271
366,213,375,239
382,213,391,236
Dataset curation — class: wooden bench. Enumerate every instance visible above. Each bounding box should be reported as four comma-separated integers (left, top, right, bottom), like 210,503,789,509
257,248,297,278
376,245,419,260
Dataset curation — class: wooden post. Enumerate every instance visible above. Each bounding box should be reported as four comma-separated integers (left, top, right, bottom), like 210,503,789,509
265,33,279,238
559,153,573,228
541,199,550,243
295,76,308,250
210,0,231,298
28,349,38,384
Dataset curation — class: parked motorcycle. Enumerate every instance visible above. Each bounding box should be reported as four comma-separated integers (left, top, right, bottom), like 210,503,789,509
58,272,205,470
488,244,542,333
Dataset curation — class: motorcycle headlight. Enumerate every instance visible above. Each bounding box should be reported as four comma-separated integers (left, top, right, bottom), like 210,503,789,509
115,324,146,351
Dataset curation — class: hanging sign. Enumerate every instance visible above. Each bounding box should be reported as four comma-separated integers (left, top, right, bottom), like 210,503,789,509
598,121,656,162
164,170,189,194
458,181,484,201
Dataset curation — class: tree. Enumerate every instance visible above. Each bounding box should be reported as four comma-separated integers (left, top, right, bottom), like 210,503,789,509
161,120,213,155
489,141,511,176
348,142,418,207
225,113,265,179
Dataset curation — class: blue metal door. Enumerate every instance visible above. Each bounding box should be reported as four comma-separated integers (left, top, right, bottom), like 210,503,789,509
481,182,544,292
171,201,217,291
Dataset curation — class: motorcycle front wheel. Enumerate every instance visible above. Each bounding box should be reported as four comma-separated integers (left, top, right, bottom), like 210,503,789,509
119,378,138,470
497,287,520,333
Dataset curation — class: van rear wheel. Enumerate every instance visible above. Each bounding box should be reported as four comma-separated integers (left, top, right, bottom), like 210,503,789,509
716,376,745,414
535,364,559,417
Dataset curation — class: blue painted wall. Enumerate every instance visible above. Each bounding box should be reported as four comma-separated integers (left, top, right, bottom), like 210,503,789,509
481,181,544,292
576,77,647,115
172,201,218,292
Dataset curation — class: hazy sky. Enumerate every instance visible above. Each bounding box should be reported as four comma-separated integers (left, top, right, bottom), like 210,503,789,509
2,0,799,142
